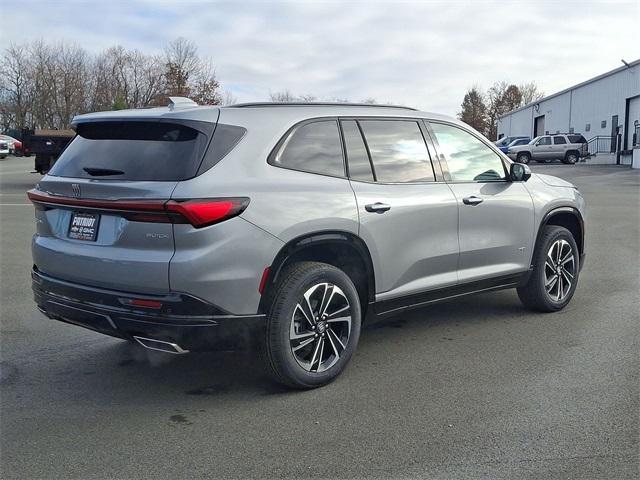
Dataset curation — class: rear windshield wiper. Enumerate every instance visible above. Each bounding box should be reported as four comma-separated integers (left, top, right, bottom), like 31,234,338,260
83,167,125,176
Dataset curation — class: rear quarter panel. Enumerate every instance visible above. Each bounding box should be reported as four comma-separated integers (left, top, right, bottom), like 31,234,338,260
168,109,359,314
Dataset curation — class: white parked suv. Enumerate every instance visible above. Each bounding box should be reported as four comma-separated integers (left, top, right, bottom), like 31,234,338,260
508,134,588,164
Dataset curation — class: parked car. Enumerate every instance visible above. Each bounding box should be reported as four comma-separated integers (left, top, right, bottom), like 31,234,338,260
28,99,586,389
508,134,588,164
498,137,531,153
2,129,30,156
495,135,529,151
0,135,17,155
0,139,8,159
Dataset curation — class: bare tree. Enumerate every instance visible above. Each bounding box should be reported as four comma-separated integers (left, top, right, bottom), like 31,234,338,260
220,89,238,106
161,37,221,105
519,82,544,106
486,81,525,140
269,90,298,102
0,43,33,129
0,37,224,130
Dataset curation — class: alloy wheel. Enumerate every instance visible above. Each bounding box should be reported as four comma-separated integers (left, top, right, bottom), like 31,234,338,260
544,239,576,302
289,282,352,373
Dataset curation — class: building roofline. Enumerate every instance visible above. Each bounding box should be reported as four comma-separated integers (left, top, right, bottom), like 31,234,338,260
498,58,640,119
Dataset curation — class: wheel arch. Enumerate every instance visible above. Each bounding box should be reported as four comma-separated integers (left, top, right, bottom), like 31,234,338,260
258,231,376,318
534,207,585,265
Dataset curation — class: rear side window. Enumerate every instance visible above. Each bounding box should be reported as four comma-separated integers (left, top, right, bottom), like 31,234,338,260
359,120,434,183
568,135,587,144
49,121,214,181
272,120,344,177
554,136,567,144
341,120,374,181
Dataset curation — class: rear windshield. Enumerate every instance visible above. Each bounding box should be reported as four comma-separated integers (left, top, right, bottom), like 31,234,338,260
49,120,242,181
567,135,587,144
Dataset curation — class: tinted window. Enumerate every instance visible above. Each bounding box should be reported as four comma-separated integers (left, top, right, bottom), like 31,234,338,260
554,136,567,144
359,120,434,183
537,136,552,146
512,139,529,146
273,121,344,176
341,120,373,181
49,121,212,181
430,122,506,182
568,135,587,144
198,124,246,174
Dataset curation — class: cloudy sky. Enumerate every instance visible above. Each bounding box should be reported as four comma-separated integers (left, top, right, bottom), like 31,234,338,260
1,0,638,115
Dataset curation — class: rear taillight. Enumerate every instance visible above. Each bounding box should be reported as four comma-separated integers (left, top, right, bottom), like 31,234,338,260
165,198,249,228
27,190,249,228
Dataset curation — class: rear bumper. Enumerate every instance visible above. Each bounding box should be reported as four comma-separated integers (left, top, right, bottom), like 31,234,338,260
32,268,265,352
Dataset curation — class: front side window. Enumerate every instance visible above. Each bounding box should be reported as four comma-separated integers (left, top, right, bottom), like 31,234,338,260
554,136,567,145
429,122,506,182
537,136,552,146
359,120,434,183
273,120,344,177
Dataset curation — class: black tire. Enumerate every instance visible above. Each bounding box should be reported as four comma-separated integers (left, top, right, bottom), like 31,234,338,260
517,226,580,312
563,151,578,164
265,261,361,389
516,152,531,164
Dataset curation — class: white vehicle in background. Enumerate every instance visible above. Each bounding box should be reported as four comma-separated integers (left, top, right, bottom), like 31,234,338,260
507,134,588,164
0,135,17,154
0,139,9,159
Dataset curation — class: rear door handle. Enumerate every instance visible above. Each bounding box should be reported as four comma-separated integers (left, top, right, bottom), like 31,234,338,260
365,202,391,213
462,196,483,206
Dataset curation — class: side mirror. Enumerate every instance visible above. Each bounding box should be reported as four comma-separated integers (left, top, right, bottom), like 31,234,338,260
510,162,531,182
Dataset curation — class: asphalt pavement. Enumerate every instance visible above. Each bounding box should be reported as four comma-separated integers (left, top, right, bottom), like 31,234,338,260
1,155,638,479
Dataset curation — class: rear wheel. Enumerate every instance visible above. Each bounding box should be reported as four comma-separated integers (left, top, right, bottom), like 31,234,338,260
265,261,361,389
517,226,579,312
516,152,531,164
563,151,578,164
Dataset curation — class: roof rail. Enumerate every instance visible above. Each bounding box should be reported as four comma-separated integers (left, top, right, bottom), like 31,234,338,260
228,102,418,111
168,97,198,110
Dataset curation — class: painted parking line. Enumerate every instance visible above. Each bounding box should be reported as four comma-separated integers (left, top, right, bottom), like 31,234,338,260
0,203,32,206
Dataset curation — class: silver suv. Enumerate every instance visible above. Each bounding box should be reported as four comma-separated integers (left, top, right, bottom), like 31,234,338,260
29,99,586,388
507,134,588,164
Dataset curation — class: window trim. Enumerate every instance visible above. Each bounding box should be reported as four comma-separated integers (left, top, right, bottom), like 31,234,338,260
267,117,348,179
268,115,443,185
338,119,377,182
426,120,510,184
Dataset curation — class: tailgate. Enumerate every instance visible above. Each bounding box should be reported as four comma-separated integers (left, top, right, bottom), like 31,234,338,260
29,119,216,294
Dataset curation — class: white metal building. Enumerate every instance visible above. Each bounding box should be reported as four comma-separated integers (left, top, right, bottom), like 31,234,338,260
497,59,640,165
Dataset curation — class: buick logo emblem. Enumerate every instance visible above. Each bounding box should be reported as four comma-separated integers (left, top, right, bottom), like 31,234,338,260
71,184,81,198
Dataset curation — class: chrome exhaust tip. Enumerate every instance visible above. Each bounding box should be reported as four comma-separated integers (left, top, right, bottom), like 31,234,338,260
133,336,189,354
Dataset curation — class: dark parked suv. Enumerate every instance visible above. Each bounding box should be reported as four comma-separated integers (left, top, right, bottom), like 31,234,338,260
29,99,586,388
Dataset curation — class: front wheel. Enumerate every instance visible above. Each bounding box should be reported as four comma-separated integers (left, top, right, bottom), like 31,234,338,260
265,261,361,389
516,152,531,164
517,226,580,312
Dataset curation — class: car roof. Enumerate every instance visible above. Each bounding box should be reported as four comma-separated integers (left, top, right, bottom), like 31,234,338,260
72,102,460,126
